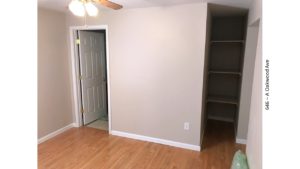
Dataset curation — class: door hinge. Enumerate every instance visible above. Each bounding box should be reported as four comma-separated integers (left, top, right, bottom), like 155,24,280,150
79,75,83,80
81,107,85,114
76,39,80,45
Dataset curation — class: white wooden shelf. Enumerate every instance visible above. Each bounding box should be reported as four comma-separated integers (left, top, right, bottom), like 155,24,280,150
207,115,235,123
210,40,245,43
207,95,238,105
209,70,241,76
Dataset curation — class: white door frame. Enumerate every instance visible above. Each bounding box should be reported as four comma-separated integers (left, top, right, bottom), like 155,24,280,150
69,25,112,133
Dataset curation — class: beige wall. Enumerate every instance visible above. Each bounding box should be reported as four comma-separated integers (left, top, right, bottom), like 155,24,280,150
237,25,259,140
246,22,262,169
248,0,261,25
246,0,262,167
200,6,211,145
237,0,262,142
38,8,73,138
67,3,208,146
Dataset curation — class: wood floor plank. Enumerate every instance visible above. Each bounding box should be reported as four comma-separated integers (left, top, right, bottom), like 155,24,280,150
38,121,245,169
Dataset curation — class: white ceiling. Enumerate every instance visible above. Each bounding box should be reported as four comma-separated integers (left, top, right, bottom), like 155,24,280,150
38,0,252,12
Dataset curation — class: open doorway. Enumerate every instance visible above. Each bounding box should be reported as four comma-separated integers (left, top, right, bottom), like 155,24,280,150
70,26,111,132
200,4,249,150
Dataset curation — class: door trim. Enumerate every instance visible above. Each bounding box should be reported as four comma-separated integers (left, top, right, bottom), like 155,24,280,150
69,25,112,133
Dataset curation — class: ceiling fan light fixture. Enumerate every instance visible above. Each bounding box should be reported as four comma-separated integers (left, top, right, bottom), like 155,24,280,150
85,2,99,17
69,0,85,17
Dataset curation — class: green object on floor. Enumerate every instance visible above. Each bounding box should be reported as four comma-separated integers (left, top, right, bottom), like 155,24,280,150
230,150,249,169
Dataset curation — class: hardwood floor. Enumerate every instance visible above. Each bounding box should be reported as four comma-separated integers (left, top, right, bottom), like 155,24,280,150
200,120,246,169
38,120,245,169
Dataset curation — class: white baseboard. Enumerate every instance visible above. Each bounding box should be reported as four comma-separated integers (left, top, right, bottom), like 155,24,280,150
236,138,247,144
38,123,76,144
73,122,80,127
111,130,200,151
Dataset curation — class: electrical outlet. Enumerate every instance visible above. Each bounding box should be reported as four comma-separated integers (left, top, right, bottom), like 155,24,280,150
184,122,189,130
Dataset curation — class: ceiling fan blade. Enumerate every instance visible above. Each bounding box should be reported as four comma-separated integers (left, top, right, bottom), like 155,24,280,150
97,0,123,10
